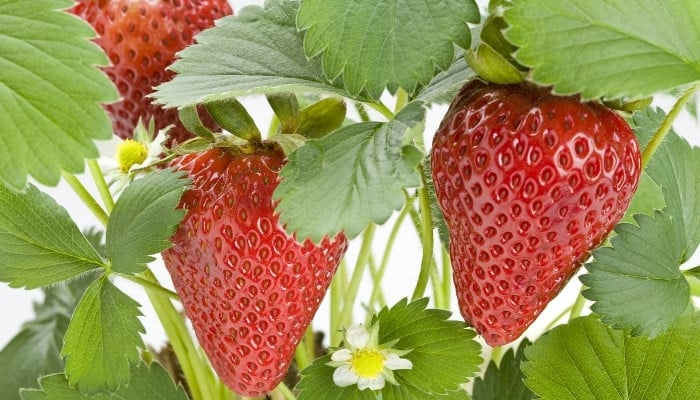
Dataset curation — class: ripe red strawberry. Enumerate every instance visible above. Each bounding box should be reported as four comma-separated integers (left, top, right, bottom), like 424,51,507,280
162,144,347,396
431,80,641,346
69,0,232,143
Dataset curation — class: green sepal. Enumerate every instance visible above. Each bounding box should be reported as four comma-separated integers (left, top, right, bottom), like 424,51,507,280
267,92,301,134
298,97,347,139
178,105,216,141
205,98,261,142
466,42,525,85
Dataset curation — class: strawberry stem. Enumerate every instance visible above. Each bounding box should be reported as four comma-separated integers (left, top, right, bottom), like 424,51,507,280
141,269,218,400
441,247,452,310
411,167,435,301
369,201,411,308
568,289,588,320
330,260,348,346
271,382,296,400
61,171,109,227
642,82,700,170
116,272,179,301
336,224,377,333
87,159,115,212
367,101,395,120
368,254,387,309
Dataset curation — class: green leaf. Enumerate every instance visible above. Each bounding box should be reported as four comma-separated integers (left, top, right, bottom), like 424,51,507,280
20,362,189,400
154,0,349,108
422,156,450,247
0,184,106,289
503,0,700,100
619,172,664,226
631,107,666,151
297,298,480,400
581,211,689,337
646,131,700,260
274,102,426,242
297,0,479,99
472,340,534,400
106,170,188,275
522,314,700,400
61,276,145,394
0,273,99,400
414,49,475,104
0,0,117,190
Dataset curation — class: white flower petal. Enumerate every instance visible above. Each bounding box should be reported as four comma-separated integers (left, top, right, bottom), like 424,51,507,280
331,348,353,362
333,365,359,387
346,324,370,349
358,375,385,391
384,353,413,370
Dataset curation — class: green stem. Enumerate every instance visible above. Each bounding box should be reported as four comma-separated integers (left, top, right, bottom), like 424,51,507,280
411,169,434,301
116,272,180,301
395,89,409,113
490,346,504,365
367,254,386,310
355,102,372,123
87,158,115,212
336,225,377,332
544,304,575,332
441,246,452,310
642,82,700,169
685,274,700,297
369,203,411,308
330,260,349,346
569,289,588,320
62,171,109,226
272,382,296,400
294,337,311,372
429,259,445,309
141,269,216,400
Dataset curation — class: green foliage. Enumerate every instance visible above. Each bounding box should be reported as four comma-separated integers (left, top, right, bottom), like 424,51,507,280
19,362,189,400
0,274,98,400
297,298,481,400
0,184,107,289
0,0,117,190
414,49,475,106
154,0,348,108
106,170,188,275
522,314,700,400
472,340,534,400
582,211,689,337
61,276,145,394
297,0,479,99
504,0,700,100
274,102,426,242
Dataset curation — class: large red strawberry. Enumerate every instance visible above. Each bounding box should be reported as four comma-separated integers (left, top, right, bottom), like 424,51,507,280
431,80,641,346
162,144,348,396
69,0,232,143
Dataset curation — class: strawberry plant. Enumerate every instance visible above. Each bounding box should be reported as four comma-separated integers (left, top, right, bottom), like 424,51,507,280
1,0,700,399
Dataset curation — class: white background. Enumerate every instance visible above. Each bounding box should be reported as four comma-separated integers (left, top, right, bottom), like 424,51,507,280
2,0,699,361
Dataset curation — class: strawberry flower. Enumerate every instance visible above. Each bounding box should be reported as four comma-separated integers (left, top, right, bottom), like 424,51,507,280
328,323,413,391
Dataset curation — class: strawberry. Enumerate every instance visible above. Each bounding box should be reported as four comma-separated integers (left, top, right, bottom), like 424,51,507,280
431,80,641,346
162,144,347,396
69,0,232,143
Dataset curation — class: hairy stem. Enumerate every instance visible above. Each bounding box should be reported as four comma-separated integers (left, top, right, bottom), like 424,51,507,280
116,272,180,301
337,225,377,332
441,246,452,310
141,269,216,400
369,202,411,308
411,168,435,301
87,158,115,212
62,171,109,226
642,82,700,169
569,288,588,320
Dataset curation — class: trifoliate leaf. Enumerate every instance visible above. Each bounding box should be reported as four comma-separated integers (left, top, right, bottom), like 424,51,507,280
297,298,480,400
154,0,348,108
0,184,107,289
0,274,98,400
297,0,480,99
20,362,188,400
472,339,534,400
0,0,117,190
274,102,426,242
61,276,145,394
504,0,700,100
582,211,689,338
106,170,188,275
414,49,475,104
522,314,700,400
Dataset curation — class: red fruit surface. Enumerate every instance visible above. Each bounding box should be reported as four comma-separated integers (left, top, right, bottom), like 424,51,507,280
431,80,641,346
70,0,232,143
162,145,347,396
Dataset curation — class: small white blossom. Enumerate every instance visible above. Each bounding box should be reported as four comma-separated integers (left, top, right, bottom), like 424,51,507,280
328,323,413,391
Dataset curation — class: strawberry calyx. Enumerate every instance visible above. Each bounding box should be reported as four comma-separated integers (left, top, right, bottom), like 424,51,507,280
466,7,526,85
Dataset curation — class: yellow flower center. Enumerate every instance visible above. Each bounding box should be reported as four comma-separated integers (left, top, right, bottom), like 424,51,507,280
351,349,385,378
116,139,148,173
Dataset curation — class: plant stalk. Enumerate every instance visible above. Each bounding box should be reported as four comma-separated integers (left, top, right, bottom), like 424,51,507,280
62,171,109,226
411,168,435,301
87,158,115,212
336,225,377,332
